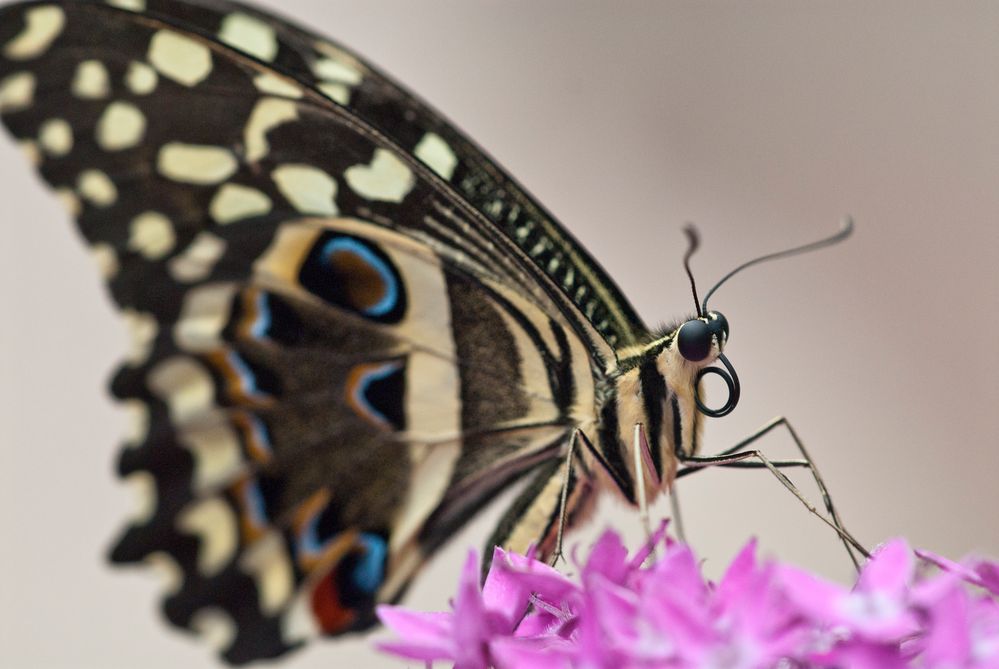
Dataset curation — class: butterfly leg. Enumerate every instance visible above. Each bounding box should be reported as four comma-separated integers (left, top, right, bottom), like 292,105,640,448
677,416,868,568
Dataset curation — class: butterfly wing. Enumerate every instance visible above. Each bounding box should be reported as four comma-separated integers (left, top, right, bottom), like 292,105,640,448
0,0,610,662
103,0,649,348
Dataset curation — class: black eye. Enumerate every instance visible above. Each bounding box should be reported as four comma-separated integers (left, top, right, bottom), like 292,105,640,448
708,311,729,343
677,319,712,361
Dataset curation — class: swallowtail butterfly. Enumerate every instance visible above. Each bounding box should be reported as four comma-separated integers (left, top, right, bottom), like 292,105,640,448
0,0,862,663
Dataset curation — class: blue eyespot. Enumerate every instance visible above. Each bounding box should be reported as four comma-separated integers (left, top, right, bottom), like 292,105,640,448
351,533,387,594
298,232,407,323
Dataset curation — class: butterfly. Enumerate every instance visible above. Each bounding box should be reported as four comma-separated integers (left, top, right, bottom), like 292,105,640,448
0,0,862,664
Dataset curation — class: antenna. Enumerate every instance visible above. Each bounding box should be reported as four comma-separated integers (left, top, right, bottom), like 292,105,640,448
702,217,854,312
682,224,703,317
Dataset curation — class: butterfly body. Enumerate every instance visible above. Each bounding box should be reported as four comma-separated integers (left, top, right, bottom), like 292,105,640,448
0,0,727,662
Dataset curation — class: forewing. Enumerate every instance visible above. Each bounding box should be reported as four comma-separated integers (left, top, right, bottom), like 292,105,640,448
0,1,602,662
94,0,649,347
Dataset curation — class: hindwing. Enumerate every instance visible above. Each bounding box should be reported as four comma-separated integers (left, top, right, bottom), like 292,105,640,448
0,0,637,663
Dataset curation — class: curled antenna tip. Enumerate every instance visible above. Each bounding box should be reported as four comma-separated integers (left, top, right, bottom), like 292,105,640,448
701,216,856,312
682,224,703,317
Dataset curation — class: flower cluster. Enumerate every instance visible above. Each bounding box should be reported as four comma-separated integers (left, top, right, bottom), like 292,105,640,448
376,526,999,668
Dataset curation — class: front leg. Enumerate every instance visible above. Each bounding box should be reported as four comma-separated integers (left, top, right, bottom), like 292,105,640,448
677,416,869,569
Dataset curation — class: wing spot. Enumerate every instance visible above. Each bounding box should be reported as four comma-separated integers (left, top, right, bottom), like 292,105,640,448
344,148,415,203
3,5,65,60
240,533,295,615
124,61,158,95
179,499,238,576
218,13,279,62
313,58,363,85
121,399,150,447
122,308,158,364
178,422,243,493
97,101,146,151
0,71,35,111
167,231,227,283
90,242,119,279
414,132,458,180
71,60,110,99
272,164,338,214
127,210,175,259
317,82,349,105
173,282,239,352
38,118,73,156
18,139,40,165
106,0,146,10
144,551,182,596
148,29,213,87
253,73,303,99
189,608,237,653
54,187,81,216
123,471,157,524
244,97,298,162
77,169,117,207
210,183,272,224
157,142,238,185
147,356,215,424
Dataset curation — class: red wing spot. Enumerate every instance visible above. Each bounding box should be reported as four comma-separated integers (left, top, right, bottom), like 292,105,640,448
310,571,356,634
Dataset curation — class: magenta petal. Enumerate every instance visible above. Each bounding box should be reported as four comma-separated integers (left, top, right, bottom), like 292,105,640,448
583,530,631,584
453,551,491,668
857,538,913,596
778,565,848,624
490,636,574,669
376,606,455,661
717,538,759,602
973,559,999,597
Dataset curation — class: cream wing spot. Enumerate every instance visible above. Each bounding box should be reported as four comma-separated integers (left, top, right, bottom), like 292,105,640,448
122,399,150,447
147,356,215,424
157,143,237,185
317,82,349,105
125,61,158,95
96,101,146,151
18,139,40,165
271,164,338,214
127,211,175,259
178,499,237,577
144,552,183,596
209,183,272,224
124,471,157,524
414,132,458,180
107,0,146,10
240,534,295,615
122,308,158,364
148,30,213,87
38,118,73,157
4,6,65,60
344,148,415,203
178,423,243,493
253,73,302,98
313,58,363,85
167,232,227,283
218,13,279,62
244,98,298,163
0,72,35,111
77,169,117,207
54,187,81,216
173,283,238,352
71,60,110,99
91,242,119,279
190,609,237,653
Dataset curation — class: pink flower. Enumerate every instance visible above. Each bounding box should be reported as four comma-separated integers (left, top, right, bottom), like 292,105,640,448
376,529,999,668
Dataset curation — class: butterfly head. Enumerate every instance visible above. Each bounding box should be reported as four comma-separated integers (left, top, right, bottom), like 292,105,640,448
676,310,728,363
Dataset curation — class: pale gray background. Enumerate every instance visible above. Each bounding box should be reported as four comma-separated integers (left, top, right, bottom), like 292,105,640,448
1,1,997,667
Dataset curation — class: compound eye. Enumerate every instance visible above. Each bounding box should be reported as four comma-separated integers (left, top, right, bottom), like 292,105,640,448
708,311,729,343
677,319,712,362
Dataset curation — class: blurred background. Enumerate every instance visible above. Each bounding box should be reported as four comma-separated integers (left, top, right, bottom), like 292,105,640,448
1,1,996,666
